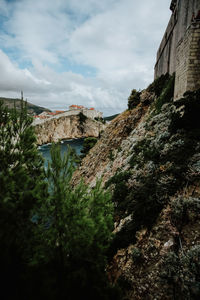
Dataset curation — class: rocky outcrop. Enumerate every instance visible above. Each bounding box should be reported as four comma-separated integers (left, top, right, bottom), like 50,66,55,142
34,114,104,145
73,85,200,299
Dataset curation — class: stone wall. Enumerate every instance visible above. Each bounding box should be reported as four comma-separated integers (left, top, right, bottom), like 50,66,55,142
33,108,103,126
174,21,200,100
154,0,200,78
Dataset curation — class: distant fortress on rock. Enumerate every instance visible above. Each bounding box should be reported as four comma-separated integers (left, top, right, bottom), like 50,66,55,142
33,105,104,144
155,0,200,100
33,105,103,125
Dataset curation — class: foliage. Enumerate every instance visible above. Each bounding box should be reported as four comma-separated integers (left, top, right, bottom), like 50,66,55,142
32,143,115,299
80,137,98,159
154,73,175,112
0,102,119,299
170,196,200,232
160,246,200,299
132,247,143,263
78,112,88,134
147,73,170,97
79,111,87,124
105,171,131,216
0,100,46,246
128,89,141,110
130,139,160,167
104,114,119,122
170,88,200,133
109,80,200,254
0,100,47,298
94,116,106,124
109,150,115,161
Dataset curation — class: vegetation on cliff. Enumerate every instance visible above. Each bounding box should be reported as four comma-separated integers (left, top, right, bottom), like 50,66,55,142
109,83,200,299
72,76,200,299
80,137,98,158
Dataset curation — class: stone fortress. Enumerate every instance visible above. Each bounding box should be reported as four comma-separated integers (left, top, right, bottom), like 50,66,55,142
33,104,103,125
154,0,200,100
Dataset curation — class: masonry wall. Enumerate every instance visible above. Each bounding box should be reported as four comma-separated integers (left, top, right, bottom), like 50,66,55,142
154,0,200,78
174,21,200,99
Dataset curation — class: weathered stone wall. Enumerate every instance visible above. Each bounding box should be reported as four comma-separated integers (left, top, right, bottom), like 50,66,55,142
174,21,200,100
154,0,200,78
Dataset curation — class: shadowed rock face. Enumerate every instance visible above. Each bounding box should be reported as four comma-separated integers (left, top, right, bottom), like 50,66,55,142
34,114,104,145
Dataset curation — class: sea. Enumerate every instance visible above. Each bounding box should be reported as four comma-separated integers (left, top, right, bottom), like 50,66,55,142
38,138,84,168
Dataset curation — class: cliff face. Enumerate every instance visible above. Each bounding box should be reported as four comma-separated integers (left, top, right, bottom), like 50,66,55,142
73,84,200,299
34,114,104,145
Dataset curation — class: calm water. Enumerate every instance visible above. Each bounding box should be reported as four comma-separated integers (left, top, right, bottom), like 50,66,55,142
39,138,84,168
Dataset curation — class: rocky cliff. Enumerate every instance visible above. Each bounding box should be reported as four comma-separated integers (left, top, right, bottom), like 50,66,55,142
34,114,104,145
73,77,200,299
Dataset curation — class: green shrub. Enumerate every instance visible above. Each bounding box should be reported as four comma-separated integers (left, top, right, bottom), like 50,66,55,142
147,73,170,97
94,117,106,124
160,246,200,299
105,171,131,216
128,89,141,110
80,137,98,159
170,88,200,133
154,73,175,113
132,247,143,264
170,196,200,231
79,112,87,124
109,150,115,161
130,139,160,167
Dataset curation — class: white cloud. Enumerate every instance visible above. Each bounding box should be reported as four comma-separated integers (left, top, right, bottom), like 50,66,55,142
69,0,170,78
0,0,171,115
0,49,50,92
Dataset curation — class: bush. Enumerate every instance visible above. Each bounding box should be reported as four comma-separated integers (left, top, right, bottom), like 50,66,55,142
105,171,131,216
79,112,87,124
80,137,98,159
170,88,200,133
147,73,170,97
160,246,200,299
154,73,175,112
132,247,143,264
94,117,105,124
170,196,200,231
128,89,141,110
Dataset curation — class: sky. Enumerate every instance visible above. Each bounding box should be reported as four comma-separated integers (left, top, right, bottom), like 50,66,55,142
0,0,171,116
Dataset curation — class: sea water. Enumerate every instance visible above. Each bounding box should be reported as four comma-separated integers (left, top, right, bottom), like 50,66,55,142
39,138,84,168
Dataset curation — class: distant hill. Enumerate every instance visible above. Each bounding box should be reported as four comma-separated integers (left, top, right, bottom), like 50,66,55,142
0,97,51,115
104,114,119,122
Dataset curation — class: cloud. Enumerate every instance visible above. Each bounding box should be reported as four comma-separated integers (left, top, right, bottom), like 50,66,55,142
0,50,124,114
0,0,171,115
0,49,50,92
69,0,170,80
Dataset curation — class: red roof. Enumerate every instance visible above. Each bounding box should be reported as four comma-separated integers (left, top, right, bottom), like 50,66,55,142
69,105,85,109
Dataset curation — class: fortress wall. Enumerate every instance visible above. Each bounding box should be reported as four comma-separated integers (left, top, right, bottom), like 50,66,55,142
154,0,200,78
81,109,103,119
174,26,192,100
174,22,200,100
33,108,103,126
154,12,177,77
